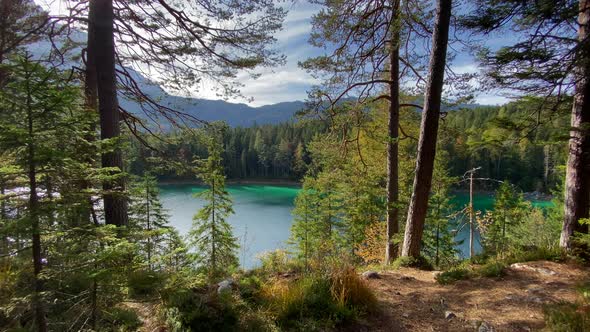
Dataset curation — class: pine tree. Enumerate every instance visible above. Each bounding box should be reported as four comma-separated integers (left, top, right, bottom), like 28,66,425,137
422,152,459,268
462,0,590,250
129,173,171,271
0,54,83,331
189,125,238,279
289,185,320,271
484,182,529,257
402,0,453,259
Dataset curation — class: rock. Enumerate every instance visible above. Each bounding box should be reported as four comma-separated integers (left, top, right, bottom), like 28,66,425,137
510,263,557,276
478,321,495,332
402,312,410,318
469,320,482,329
400,276,415,281
362,270,380,279
444,311,456,319
217,279,234,294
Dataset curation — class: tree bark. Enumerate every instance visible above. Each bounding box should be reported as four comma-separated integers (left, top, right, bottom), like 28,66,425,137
385,0,401,264
401,0,452,258
26,75,47,332
91,0,128,226
562,0,590,250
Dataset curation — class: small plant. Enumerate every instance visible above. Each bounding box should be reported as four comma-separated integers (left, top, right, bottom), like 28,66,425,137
127,269,166,298
257,249,292,275
435,267,470,285
259,265,375,329
544,302,590,332
329,265,376,312
102,307,142,332
162,287,239,331
544,281,590,331
391,256,433,270
504,246,565,264
476,261,506,278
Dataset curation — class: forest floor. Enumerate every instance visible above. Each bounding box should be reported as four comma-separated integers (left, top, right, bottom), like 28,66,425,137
127,260,588,331
351,260,589,332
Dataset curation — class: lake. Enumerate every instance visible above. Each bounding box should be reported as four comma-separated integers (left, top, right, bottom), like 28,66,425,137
159,184,553,268
159,184,300,268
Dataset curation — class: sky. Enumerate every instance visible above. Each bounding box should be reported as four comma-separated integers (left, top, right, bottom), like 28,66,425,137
36,0,509,107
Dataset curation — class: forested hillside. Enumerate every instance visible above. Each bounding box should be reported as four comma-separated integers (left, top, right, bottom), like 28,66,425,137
126,99,568,194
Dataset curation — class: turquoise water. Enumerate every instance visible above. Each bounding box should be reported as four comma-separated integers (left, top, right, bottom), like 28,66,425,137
160,184,553,267
451,192,554,258
159,184,300,268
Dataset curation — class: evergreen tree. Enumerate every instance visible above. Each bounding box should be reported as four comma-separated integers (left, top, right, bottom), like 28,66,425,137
0,54,82,331
189,125,238,279
483,182,529,257
129,173,171,271
462,0,590,250
422,152,459,268
402,0,453,259
289,185,320,271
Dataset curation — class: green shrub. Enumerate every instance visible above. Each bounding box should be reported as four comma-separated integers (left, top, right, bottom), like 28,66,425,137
544,302,590,332
238,274,263,304
162,287,239,331
127,269,166,298
391,256,433,270
435,267,470,285
504,246,565,264
476,261,506,278
102,307,141,332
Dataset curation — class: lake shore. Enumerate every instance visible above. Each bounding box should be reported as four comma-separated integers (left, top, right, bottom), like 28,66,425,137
158,178,301,187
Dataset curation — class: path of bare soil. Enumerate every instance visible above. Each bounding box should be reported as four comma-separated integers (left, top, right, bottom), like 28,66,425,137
349,261,589,332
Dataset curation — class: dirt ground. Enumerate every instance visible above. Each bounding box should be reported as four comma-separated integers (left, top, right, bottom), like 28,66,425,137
349,261,589,332
123,301,164,332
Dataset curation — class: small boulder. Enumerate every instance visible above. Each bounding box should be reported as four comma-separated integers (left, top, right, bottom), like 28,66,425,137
478,321,495,332
444,311,456,319
362,270,380,279
402,312,410,318
510,263,557,276
217,279,234,294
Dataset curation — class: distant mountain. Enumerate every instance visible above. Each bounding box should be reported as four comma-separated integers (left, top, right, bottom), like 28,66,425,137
121,94,307,127
26,30,307,128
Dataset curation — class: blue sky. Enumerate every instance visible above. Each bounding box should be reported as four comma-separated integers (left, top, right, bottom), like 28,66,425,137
37,0,510,107
219,1,511,106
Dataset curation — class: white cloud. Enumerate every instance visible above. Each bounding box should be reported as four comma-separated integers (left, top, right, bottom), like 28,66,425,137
475,94,510,105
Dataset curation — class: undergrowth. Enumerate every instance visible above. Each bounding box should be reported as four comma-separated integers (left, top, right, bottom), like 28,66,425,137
544,281,590,332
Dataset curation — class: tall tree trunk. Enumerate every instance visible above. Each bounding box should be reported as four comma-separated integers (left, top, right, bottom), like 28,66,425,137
385,0,401,263
401,0,452,258
27,80,47,332
469,170,474,258
92,0,128,226
82,0,98,227
0,182,7,258
561,0,590,250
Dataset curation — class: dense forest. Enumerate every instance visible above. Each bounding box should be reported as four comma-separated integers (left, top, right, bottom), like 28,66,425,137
127,100,568,193
0,0,589,331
